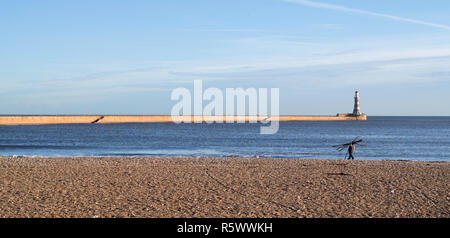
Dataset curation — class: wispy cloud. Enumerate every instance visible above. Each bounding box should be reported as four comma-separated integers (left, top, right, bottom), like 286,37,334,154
182,28,269,33
164,34,450,87
283,0,450,31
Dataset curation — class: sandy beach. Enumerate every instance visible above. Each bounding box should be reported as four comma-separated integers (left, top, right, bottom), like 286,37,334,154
0,156,448,218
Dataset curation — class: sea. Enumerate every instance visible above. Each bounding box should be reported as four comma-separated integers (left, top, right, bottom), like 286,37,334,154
0,116,449,161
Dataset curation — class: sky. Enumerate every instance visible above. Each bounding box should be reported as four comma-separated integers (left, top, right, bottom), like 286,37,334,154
1,0,449,116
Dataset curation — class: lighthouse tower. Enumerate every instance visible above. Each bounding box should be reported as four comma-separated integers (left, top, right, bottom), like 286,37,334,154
352,91,361,116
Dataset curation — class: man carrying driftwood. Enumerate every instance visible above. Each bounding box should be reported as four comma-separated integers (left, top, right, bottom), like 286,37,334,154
346,142,355,160
333,137,363,160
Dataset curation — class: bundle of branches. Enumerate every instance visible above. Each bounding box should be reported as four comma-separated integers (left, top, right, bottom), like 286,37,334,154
332,137,365,152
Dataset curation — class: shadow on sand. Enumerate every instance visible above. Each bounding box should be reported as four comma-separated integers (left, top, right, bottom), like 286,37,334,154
326,172,353,176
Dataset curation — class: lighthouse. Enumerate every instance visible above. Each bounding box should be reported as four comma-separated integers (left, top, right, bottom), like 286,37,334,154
352,91,361,116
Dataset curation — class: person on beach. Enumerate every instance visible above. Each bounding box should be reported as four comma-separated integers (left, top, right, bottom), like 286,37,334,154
332,137,363,160
347,142,355,160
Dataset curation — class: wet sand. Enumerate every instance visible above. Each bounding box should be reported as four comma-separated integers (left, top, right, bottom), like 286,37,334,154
0,156,448,218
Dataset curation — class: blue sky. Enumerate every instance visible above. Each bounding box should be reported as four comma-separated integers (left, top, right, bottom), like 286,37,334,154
1,0,449,115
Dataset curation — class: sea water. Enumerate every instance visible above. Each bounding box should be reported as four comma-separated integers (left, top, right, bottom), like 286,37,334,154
0,116,449,161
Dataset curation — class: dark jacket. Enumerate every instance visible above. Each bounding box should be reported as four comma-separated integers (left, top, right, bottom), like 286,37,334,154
348,144,355,154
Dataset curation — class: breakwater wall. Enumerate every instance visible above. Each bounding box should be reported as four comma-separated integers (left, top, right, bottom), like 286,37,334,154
0,114,367,125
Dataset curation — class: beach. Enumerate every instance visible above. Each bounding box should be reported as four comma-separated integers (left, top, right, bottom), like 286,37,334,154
0,156,448,218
